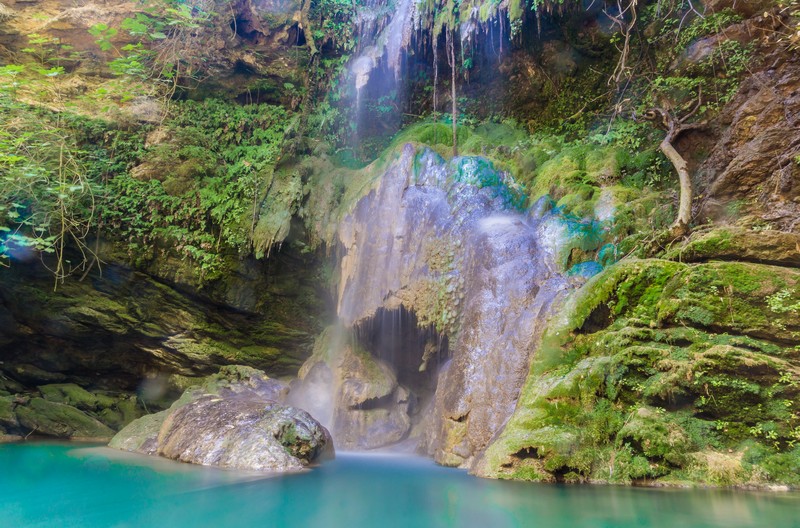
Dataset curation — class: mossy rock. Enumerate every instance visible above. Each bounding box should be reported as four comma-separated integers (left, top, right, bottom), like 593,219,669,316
478,257,800,487
664,227,800,267
38,384,98,411
15,398,115,440
96,395,142,430
0,396,18,431
108,410,169,455
657,262,800,339
111,365,288,455
0,376,24,394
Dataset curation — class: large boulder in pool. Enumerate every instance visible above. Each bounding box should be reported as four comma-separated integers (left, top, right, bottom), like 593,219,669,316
109,366,333,472
157,396,331,470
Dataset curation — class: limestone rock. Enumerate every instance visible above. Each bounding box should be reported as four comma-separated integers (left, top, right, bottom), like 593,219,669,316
15,398,115,440
328,146,566,466
293,333,413,450
157,396,331,471
665,227,800,267
110,366,333,472
38,383,99,411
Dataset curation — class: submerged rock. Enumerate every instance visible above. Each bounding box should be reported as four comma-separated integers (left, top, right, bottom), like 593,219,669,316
110,366,333,472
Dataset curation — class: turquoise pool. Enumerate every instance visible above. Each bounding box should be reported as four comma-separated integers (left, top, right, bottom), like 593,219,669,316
1,443,798,527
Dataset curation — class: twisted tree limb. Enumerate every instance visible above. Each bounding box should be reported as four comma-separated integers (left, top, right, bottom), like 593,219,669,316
643,94,706,238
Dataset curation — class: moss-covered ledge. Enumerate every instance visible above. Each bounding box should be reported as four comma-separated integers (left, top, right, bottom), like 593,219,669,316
475,258,800,488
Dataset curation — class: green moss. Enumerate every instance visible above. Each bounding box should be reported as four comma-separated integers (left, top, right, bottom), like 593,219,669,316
38,384,98,411
0,396,18,430
15,398,115,439
481,258,800,487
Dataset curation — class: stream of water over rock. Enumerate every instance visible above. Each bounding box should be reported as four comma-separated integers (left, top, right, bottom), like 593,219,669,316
289,144,572,469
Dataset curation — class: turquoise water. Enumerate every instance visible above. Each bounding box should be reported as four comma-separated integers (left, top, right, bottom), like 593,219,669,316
2,443,799,528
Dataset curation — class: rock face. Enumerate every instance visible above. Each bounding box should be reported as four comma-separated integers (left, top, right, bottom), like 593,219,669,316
692,35,800,231
475,259,800,487
0,259,320,394
0,0,306,106
291,328,415,450
110,366,333,472
294,145,567,466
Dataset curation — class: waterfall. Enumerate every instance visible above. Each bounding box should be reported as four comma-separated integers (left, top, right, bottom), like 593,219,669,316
347,0,415,131
292,144,569,468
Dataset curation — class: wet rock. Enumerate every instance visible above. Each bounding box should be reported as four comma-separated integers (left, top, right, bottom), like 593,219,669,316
15,398,115,440
315,145,566,465
293,331,413,450
111,366,333,471
334,346,411,449
158,396,331,471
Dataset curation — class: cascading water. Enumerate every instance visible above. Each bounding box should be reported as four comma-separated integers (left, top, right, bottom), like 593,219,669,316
291,144,571,469
344,0,512,146
347,0,415,136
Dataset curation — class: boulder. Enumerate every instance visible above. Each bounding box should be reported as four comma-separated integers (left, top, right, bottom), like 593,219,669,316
110,366,332,472
157,396,332,471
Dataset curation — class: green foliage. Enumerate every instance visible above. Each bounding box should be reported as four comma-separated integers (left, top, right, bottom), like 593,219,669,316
88,23,119,52
640,7,752,116
673,9,744,50
101,99,290,281
0,98,114,282
311,0,357,51
91,0,216,99
766,289,800,315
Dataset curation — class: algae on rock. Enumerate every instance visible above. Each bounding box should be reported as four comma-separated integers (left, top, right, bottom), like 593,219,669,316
477,258,800,488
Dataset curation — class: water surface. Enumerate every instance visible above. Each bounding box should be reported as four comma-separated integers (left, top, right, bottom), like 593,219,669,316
1,443,798,527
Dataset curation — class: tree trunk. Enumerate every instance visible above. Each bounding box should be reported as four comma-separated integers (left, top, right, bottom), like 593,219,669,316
659,137,692,237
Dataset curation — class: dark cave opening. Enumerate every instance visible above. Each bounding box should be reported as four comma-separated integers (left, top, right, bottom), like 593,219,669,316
352,306,449,405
